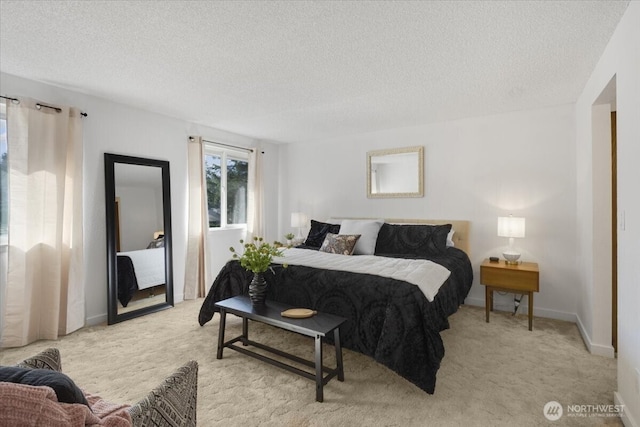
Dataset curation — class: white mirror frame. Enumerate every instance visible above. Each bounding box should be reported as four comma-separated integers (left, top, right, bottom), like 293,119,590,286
367,146,424,198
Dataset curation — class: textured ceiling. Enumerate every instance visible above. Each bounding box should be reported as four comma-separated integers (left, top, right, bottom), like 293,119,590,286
0,1,629,144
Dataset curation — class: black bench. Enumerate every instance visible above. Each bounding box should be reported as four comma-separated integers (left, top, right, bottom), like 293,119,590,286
215,296,346,402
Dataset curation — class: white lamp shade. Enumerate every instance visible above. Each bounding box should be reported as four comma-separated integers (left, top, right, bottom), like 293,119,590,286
291,212,307,228
497,216,525,238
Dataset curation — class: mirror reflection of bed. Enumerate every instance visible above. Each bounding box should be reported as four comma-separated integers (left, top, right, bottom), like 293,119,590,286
116,241,166,314
113,162,167,316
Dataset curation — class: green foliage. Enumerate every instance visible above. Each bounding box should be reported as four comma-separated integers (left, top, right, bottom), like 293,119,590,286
285,233,295,240
205,155,248,227
226,159,248,223
229,237,286,273
0,151,6,172
205,158,221,227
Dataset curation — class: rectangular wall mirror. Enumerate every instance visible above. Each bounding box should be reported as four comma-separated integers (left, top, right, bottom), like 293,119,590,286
367,146,424,198
104,153,174,324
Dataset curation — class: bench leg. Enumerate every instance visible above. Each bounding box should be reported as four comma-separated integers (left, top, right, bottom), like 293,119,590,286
334,328,344,382
315,334,323,402
216,309,227,359
242,317,249,345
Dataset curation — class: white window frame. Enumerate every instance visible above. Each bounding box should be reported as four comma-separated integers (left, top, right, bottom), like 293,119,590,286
204,144,250,230
0,102,7,246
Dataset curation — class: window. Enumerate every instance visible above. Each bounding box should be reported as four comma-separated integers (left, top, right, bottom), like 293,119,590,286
204,145,249,228
0,102,7,240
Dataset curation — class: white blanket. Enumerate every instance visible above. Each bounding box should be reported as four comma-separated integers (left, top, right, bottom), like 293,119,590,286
272,248,451,302
118,247,165,290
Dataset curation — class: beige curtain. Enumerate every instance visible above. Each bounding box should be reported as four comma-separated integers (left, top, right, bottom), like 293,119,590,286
246,148,264,240
184,138,262,298
184,136,209,299
1,98,84,348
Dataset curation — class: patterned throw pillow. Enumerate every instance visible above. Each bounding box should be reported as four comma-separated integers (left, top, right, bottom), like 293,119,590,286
128,360,198,427
374,223,452,257
16,348,62,372
319,233,361,255
146,237,165,249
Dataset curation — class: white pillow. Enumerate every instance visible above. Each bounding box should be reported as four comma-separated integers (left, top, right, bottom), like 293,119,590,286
447,230,455,247
338,219,384,255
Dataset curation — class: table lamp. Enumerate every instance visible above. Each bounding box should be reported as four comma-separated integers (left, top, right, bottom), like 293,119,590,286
497,215,526,265
291,212,308,241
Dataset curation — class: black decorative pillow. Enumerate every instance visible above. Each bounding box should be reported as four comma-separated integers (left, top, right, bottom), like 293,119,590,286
304,220,341,248
374,223,452,257
319,233,361,255
0,366,89,407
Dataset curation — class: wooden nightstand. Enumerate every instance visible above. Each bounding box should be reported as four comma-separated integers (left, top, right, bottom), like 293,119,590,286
480,259,539,331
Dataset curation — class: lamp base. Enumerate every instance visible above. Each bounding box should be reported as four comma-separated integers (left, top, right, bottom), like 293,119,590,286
503,251,521,265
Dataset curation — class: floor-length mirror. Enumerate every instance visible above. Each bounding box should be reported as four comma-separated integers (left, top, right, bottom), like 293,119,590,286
105,153,173,324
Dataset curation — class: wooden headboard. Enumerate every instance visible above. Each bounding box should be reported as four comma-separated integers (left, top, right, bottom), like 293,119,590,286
333,217,470,256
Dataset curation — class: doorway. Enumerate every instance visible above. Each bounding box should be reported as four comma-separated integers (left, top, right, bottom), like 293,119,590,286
611,111,617,353
591,74,617,357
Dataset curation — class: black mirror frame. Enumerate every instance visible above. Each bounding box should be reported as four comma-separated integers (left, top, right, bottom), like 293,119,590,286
104,153,174,325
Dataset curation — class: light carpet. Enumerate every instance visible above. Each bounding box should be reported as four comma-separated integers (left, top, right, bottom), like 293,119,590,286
0,300,620,426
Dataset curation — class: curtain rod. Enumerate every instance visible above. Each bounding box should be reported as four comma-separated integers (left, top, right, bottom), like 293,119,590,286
190,136,254,153
1,95,88,117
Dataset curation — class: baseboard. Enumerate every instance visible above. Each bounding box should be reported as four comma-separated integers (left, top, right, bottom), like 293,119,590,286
467,296,616,358
575,314,616,358
86,313,107,326
575,314,591,352
464,297,577,322
85,295,185,327
615,391,638,427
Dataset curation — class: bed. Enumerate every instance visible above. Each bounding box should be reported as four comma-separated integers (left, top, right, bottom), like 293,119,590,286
117,247,165,307
198,218,472,394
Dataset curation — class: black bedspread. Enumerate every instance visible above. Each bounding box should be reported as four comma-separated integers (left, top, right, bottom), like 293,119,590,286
117,255,139,307
198,247,472,393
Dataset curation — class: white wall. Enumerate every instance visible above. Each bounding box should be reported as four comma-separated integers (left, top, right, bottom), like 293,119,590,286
0,72,268,326
575,2,640,425
279,103,578,321
116,185,163,251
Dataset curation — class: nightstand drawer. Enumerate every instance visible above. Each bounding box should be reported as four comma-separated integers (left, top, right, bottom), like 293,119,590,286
481,268,538,291
480,260,540,292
